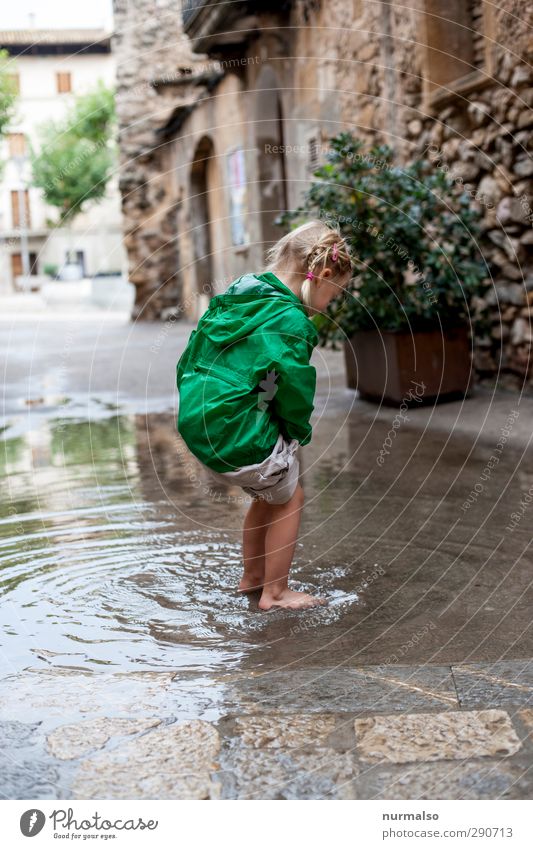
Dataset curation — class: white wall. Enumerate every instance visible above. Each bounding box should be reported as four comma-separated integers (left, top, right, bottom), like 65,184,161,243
0,48,126,289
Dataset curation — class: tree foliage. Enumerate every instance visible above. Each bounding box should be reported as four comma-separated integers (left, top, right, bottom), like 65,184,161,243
0,49,18,150
277,132,490,347
31,83,116,224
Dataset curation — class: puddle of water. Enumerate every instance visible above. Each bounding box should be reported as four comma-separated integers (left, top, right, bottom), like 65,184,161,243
1,412,532,684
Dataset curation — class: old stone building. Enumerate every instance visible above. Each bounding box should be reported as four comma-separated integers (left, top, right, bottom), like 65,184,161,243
112,0,209,319
113,0,533,387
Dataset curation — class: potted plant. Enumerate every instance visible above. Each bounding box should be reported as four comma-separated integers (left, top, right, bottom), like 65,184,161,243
277,132,490,405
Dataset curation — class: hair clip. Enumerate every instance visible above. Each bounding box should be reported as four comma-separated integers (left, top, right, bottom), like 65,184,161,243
305,271,314,280
331,243,339,262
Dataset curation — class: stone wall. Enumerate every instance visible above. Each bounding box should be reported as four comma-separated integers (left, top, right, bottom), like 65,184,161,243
416,50,533,386
411,5,533,388
287,0,533,389
112,0,206,319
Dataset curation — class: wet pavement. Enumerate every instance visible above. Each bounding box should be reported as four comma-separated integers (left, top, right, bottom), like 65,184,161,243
1,317,532,799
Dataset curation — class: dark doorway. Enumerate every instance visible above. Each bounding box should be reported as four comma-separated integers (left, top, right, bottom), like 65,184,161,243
190,136,215,298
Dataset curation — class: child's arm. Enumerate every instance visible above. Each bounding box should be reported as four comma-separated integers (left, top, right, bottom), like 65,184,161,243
271,332,316,446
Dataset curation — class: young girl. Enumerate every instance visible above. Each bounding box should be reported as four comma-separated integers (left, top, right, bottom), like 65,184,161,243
176,220,354,610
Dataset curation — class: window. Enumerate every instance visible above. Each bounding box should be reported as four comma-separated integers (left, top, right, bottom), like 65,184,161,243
56,72,72,93
8,133,26,157
11,189,31,229
421,0,495,105
65,250,86,276
7,73,20,94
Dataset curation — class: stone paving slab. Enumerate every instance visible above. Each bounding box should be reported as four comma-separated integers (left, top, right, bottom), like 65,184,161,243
452,661,533,708
0,720,63,801
353,758,531,800
218,711,357,798
231,714,336,748
46,717,161,760
0,670,176,723
0,720,41,747
227,665,458,714
72,719,220,800
517,708,533,737
1,759,60,800
219,748,358,800
1,667,532,800
1,705,530,800
355,709,522,765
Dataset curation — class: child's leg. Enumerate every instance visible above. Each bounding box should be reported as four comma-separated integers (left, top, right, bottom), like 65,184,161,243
258,483,325,610
238,496,271,592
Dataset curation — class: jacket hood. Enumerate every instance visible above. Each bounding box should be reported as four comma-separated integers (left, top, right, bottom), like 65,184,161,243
197,272,310,347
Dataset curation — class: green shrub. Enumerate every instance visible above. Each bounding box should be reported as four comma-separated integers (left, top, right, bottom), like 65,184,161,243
277,132,490,348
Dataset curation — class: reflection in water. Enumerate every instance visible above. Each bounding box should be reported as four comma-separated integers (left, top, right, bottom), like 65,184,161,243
1,412,532,680
0,415,359,677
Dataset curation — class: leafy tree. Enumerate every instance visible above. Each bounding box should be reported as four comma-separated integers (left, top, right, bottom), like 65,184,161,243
0,49,19,159
31,82,116,224
277,132,490,347
68,83,115,144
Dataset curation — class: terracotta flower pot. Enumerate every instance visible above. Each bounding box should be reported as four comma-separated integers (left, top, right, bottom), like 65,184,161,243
344,326,473,406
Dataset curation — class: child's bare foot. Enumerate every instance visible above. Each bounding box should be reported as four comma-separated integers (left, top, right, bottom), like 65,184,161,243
258,589,326,610
238,574,264,593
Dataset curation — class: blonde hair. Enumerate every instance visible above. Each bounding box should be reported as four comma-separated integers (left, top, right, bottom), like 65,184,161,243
264,220,354,312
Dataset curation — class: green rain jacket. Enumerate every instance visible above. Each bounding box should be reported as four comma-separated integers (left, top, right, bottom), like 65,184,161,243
176,272,319,473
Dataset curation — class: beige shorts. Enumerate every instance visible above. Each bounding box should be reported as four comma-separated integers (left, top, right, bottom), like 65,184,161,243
199,433,300,504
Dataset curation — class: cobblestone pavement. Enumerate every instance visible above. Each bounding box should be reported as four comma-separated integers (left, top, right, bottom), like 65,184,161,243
1,318,532,799
1,662,531,799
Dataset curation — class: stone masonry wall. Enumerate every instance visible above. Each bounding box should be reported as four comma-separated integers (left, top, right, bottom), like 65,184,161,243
411,6,533,389
290,0,533,390
112,0,202,319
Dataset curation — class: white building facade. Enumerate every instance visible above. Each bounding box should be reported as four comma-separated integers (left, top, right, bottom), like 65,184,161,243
0,29,125,292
